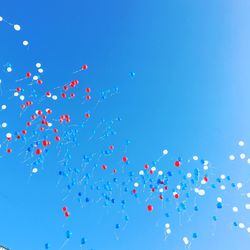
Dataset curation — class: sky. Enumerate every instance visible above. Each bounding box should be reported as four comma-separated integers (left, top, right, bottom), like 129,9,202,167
1,0,250,249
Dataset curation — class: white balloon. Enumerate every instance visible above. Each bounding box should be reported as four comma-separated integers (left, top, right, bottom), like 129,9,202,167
139,170,144,176
6,133,12,138
166,229,171,234
217,197,222,202
240,153,246,159
239,223,245,229
165,223,170,228
229,155,235,161
232,207,238,213
0,16,3,21
239,140,245,146
237,183,243,189
14,92,19,97
134,182,139,188
220,185,226,190
36,63,41,68
193,155,198,161
187,173,192,178
7,67,12,72
203,165,209,170
32,168,38,173
14,24,21,31
151,166,156,172
198,189,206,196
1,105,7,110
158,170,163,175
1,122,7,128
203,160,209,165
38,68,44,73
20,95,25,101
183,237,189,245
23,40,29,46
163,149,168,155
220,174,226,180
159,188,164,193
245,204,250,210
33,75,38,80
52,95,58,100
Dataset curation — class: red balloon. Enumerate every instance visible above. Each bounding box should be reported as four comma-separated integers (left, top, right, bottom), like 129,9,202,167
85,87,91,93
82,64,88,70
122,156,128,162
62,207,67,212
55,136,60,141
37,110,43,116
64,211,70,217
26,72,31,78
7,148,12,153
147,204,153,212
175,161,181,167
85,113,90,118
174,193,179,199
36,149,42,155
102,165,107,170
42,140,50,147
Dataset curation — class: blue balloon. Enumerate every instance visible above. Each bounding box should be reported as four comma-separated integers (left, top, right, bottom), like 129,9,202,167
66,230,72,239
81,237,87,245
217,202,223,209
130,72,135,77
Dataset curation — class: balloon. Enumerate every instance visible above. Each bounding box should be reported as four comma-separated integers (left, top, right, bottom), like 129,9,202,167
66,230,72,239
81,237,87,245
147,204,153,212
175,161,181,167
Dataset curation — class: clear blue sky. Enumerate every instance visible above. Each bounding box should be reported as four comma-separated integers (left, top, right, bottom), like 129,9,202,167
1,0,250,249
